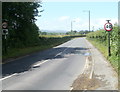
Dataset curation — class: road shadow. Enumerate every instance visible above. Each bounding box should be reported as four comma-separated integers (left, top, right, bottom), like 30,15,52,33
2,47,89,77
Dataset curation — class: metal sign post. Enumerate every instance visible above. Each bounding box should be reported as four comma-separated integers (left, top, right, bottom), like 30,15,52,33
2,20,8,54
104,20,113,56
108,31,111,56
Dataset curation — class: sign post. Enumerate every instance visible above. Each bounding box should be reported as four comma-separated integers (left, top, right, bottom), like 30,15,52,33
2,20,8,54
104,20,113,56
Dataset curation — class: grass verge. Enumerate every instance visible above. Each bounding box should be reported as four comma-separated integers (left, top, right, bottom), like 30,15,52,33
87,38,118,72
3,36,84,63
3,46,51,63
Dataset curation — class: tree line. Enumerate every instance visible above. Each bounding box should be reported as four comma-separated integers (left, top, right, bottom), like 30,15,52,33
39,30,92,36
2,2,42,54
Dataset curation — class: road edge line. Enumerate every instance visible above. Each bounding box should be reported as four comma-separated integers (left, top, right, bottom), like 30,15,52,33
84,38,95,79
0,73,17,81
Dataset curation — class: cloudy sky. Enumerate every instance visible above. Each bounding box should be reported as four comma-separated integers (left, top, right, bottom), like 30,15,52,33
35,1,118,32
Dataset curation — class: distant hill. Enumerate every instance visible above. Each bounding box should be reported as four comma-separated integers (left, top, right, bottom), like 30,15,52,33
40,30,67,33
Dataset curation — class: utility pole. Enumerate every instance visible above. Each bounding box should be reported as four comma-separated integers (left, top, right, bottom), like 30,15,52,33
89,10,90,32
71,21,72,32
92,26,94,31
83,10,91,32
71,20,75,32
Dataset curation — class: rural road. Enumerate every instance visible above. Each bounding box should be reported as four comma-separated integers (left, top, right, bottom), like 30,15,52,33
1,38,118,90
2,38,90,90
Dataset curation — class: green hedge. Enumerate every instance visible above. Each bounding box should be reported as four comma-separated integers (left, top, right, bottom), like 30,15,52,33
87,24,118,71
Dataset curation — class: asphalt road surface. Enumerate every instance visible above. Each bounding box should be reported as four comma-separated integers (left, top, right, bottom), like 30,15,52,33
2,38,90,90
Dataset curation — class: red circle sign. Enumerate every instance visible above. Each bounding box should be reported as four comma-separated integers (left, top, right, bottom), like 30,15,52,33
104,23,113,31
2,22,8,29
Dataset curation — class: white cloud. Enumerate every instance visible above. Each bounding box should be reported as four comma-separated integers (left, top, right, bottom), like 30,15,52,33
97,18,117,24
58,16,70,21
91,18,118,30
36,16,118,31
70,18,118,31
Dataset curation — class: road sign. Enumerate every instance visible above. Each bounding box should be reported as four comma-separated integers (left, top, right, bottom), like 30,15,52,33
104,20,113,56
104,22,113,31
2,20,8,54
2,29,8,35
2,22,8,29
2,20,8,35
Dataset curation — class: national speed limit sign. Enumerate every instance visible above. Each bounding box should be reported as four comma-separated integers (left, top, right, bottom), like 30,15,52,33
104,23,113,31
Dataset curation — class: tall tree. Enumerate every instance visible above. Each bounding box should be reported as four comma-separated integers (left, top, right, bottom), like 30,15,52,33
2,2,42,52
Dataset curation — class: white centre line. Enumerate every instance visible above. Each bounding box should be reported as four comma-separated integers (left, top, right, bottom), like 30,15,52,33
33,60,49,67
1,47,70,81
69,87,73,91
54,52,62,57
54,48,68,58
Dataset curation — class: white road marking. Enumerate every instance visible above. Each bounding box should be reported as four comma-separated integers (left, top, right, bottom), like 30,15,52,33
33,48,68,67
70,87,73,91
84,38,94,79
33,60,49,67
54,48,68,57
82,89,87,92
1,47,69,81
89,58,94,79
54,52,62,57
85,57,89,69
0,73,17,81
1,60,49,81
81,57,89,74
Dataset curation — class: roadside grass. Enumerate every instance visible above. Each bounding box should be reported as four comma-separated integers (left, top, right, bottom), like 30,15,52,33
40,35,64,38
2,46,50,63
87,38,118,72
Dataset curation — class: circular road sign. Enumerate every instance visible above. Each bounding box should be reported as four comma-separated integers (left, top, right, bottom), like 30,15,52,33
2,22,8,29
104,23,113,31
